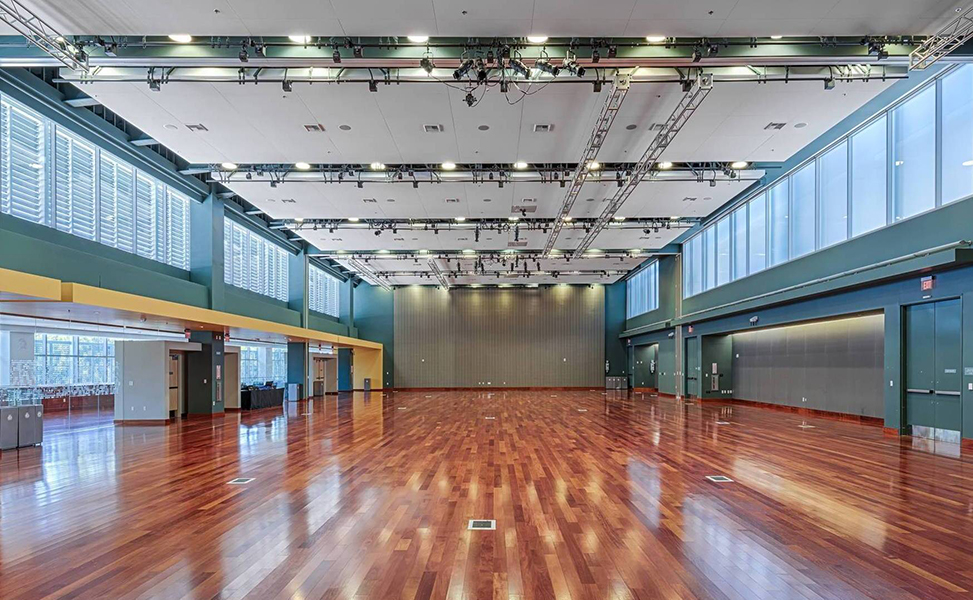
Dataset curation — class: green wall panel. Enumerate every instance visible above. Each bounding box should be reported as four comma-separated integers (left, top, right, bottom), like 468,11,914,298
353,283,394,388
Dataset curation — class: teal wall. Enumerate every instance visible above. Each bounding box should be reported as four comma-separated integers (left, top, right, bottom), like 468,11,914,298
353,283,394,388
625,255,679,332
605,281,627,377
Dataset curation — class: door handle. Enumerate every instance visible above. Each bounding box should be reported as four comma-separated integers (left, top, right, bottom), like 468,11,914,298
906,389,934,394
935,390,961,396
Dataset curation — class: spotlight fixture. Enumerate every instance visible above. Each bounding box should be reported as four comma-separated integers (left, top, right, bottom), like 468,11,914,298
533,58,560,76
607,46,617,58
453,59,474,80
486,50,495,64
865,39,888,60
353,46,363,59
658,161,673,170
348,217,360,222
586,160,601,171
730,161,749,169
441,161,457,170
407,35,429,43
824,77,836,90
455,216,466,222
592,79,602,93
770,35,784,40
357,181,363,188
562,59,585,77
374,229,382,236
591,49,600,63
370,162,386,171
475,58,488,82
645,35,667,43
148,79,161,92
168,34,193,43
420,56,434,73
239,47,249,62
282,80,293,92
368,80,378,92
464,92,476,107
513,161,528,170
295,162,311,170
500,80,509,93
691,46,701,62
332,49,341,63
507,58,529,78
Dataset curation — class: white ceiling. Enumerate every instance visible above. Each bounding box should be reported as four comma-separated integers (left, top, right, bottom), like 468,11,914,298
20,0,966,37
78,76,892,165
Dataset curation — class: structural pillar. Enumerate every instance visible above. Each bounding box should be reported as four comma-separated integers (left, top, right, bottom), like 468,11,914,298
287,341,308,400
189,187,226,312
187,331,225,415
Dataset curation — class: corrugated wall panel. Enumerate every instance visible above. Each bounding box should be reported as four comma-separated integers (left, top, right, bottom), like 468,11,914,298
393,286,605,387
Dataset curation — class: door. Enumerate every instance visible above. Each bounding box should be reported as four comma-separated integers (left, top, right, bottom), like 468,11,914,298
634,345,658,389
168,354,181,417
685,337,700,398
905,299,962,437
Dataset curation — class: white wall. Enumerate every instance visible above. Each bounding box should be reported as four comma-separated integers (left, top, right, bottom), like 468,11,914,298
115,341,168,421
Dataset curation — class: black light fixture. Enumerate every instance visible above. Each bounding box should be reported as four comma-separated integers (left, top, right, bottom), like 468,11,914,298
368,80,378,92
533,58,560,76
486,50,495,64
282,80,293,93
420,56,434,73
239,48,249,62
464,91,476,106
353,46,363,59
500,80,509,93
148,78,161,92
507,58,529,78
453,59,474,80
823,77,836,91
591,49,600,63
607,45,617,58
691,46,701,62
562,59,585,77
332,49,341,63
475,58,488,82
592,79,602,93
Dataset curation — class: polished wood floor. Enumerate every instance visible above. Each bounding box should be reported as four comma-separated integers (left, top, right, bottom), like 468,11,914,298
2,390,973,600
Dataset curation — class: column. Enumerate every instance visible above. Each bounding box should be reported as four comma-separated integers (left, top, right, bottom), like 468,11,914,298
187,331,225,415
189,187,226,311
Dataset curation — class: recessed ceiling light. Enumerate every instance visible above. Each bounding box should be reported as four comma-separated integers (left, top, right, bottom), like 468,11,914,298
478,124,490,131
614,216,625,221
794,122,808,129
513,161,528,170
348,217,360,222
462,248,475,254
441,161,457,170
625,124,637,130
645,35,667,43
339,124,352,131
730,161,749,169
455,216,466,222
508,216,519,221
221,162,238,170
370,162,386,170
658,161,673,170
770,35,784,40
294,161,311,170
164,123,178,130
168,34,193,43
586,160,601,171
527,35,549,44
407,35,429,43
288,35,312,44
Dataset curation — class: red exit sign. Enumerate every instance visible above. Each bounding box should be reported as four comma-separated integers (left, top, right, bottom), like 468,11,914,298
920,276,935,292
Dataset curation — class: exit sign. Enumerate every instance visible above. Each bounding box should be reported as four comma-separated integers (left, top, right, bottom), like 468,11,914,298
920,276,935,291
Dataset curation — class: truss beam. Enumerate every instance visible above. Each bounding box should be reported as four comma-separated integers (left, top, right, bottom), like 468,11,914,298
346,257,391,291
910,6,973,70
0,0,88,72
573,73,714,258
428,260,451,290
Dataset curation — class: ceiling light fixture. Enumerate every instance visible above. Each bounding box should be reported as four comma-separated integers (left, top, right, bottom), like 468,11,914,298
562,216,572,222
586,160,601,171
513,161,528,170
407,35,429,43
168,34,193,43
221,162,238,170
645,35,667,43
370,162,386,171
658,161,673,170
454,59,474,80
508,216,519,221
527,35,549,44
770,35,784,40
455,216,466,222
295,162,311,170
348,217,360,222
730,161,749,169
614,216,625,221
288,35,312,44
441,161,457,170
420,56,434,73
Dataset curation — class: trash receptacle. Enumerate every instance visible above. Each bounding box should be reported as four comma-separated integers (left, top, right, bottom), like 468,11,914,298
364,378,371,392
32,405,43,446
18,405,35,447
0,406,18,450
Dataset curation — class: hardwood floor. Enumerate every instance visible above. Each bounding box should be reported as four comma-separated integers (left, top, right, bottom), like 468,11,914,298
2,390,973,599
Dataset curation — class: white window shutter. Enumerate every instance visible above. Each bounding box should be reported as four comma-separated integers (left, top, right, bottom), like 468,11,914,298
54,130,96,240
1,98,48,224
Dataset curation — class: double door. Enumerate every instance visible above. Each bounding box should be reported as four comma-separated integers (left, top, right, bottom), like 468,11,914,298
685,336,700,398
905,299,962,437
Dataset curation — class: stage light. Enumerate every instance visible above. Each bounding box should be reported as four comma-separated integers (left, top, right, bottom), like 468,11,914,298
420,57,434,73
658,161,673,170
282,80,293,92
333,49,341,63
368,80,378,92
513,161,528,170
441,162,457,170
507,58,529,78
562,59,585,77
370,162,386,171
454,59,474,80
645,35,667,43
533,58,560,76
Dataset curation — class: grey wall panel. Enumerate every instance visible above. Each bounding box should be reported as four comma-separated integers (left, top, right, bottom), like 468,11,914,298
393,286,605,388
730,314,884,418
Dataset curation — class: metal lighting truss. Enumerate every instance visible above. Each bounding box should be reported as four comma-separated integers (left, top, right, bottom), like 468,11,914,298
313,250,661,261
0,0,88,72
428,260,451,289
572,73,714,258
346,257,391,291
910,5,973,70
543,72,631,256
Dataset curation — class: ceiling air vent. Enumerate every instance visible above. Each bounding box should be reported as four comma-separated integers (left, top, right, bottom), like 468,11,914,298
280,198,296,203
649,123,665,131
764,122,787,130
363,198,378,203
445,198,460,204
186,123,208,132
423,124,445,133
394,237,404,241
533,124,553,133
511,205,537,213
507,240,528,248
303,123,325,132
682,197,697,202
522,197,537,203
457,237,469,241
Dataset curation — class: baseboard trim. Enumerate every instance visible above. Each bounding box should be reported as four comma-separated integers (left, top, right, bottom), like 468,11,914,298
699,397,883,426
225,407,242,412
962,438,973,450
186,412,226,420
883,427,900,436
632,387,659,393
114,419,171,425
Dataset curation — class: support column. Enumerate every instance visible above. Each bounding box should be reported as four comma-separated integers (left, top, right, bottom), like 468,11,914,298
187,331,225,416
337,348,353,392
964,292,973,441
340,278,354,332
287,341,308,400
883,304,904,433
288,249,308,327
190,187,225,311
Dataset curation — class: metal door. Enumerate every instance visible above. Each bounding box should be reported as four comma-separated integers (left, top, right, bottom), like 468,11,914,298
634,344,657,388
685,337,700,398
905,299,963,437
